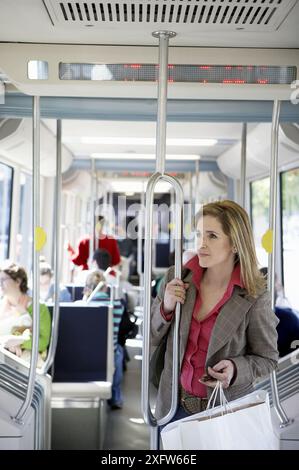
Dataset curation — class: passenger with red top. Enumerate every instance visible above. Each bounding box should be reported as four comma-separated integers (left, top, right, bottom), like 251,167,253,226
67,215,121,271
150,200,279,421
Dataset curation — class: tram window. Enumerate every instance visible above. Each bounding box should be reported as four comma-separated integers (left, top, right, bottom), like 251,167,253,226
17,172,32,272
250,176,270,268
0,162,13,262
281,168,299,310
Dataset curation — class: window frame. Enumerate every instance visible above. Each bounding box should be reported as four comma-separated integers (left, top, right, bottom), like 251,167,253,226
280,164,299,309
0,160,14,262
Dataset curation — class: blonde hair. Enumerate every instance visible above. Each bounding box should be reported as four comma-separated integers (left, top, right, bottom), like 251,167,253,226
84,271,105,297
195,200,266,298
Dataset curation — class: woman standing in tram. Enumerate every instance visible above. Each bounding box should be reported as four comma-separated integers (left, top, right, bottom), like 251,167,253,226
151,200,279,421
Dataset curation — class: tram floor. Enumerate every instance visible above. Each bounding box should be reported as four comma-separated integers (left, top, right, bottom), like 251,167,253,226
103,339,150,450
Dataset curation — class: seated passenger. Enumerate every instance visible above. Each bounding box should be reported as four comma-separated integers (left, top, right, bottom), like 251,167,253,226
74,249,113,285
0,261,51,366
40,261,72,302
260,267,298,357
275,306,299,357
93,249,136,304
83,271,125,409
92,248,112,272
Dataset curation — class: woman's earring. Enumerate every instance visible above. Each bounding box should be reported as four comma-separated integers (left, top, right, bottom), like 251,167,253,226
232,247,237,254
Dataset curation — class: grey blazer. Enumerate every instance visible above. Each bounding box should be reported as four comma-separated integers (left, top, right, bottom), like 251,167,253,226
151,266,279,420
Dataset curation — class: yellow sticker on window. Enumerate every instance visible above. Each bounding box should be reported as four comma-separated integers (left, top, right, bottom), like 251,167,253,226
261,229,273,254
184,223,191,238
35,227,47,251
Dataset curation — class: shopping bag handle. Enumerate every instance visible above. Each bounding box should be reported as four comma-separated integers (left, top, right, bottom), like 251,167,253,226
206,381,234,417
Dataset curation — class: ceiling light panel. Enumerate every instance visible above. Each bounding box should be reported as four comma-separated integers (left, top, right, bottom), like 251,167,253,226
90,153,201,160
66,137,217,146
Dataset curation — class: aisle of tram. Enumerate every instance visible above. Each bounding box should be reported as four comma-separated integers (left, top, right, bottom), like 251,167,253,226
104,340,149,450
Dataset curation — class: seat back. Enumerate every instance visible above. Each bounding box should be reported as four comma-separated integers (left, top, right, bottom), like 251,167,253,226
155,242,170,267
65,285,85,301
51,303,113,382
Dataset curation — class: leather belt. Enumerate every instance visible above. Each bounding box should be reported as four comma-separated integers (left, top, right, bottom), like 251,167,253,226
180,386,208,414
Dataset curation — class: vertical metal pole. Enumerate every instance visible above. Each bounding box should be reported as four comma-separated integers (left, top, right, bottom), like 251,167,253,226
195,159,200,208
89,159,96,264
194,160,200,251
142,31,179,450
41,119,62,373
188,172,193,248
151,30,176,275
268,100,290,427
103,182,108,208
15,96,41,422
152,31,176,175
189,172,193,206
240,123,247,208
108,190,114,236
169,188,175,253
107,281,115,384
95,170,99,224
137,184,145,293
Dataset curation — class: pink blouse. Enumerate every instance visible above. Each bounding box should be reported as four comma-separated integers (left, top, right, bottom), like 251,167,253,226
161,256,243,398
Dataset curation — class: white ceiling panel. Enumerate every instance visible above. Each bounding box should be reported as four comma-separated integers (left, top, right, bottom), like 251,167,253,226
0,0,298,47
43,119,242,159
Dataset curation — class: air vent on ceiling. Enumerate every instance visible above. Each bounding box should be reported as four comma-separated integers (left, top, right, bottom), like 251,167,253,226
44,0,296,31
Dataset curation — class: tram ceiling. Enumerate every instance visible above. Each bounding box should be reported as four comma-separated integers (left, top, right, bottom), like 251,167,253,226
1,2,298,103
0,0,298,48
1,94,299,123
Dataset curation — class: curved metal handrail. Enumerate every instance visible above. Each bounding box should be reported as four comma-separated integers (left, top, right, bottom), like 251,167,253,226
137,185,145,294
41,119,62,374
141,172,184,430
14,96,41,423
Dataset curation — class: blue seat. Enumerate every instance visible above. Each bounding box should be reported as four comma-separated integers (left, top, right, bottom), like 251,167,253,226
51,303,111,382
275,306,299,357
65,285,85,301
155,242,170,268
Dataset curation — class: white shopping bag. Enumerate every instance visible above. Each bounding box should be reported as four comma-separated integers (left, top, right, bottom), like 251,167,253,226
161,382,279,450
